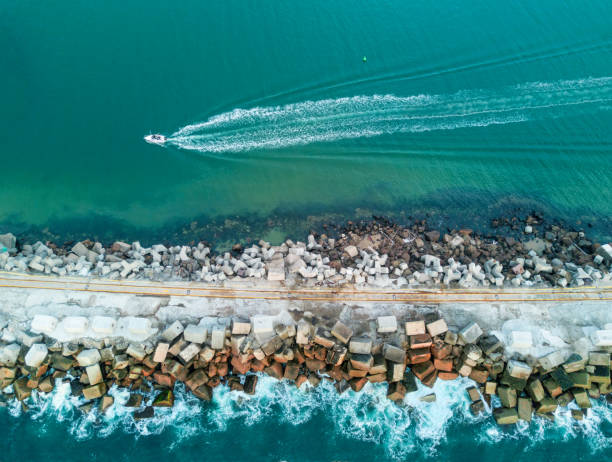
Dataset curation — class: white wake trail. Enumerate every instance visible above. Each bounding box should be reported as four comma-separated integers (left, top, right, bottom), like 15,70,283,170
167,77,612,153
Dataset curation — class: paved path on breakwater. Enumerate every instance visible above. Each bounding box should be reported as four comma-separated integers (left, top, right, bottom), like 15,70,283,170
1,271,611,304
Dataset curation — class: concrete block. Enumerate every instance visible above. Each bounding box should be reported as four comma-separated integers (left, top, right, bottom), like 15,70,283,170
128,317,151,336
589,351,610,366
231,319,251,335
63,316,89,335
252,316,275,343
507,360,532,379
126,344,146,361
331,321,353,344
592,330,612,347
30,315,58,335
426,319,448,337
539,350,565,370
83,383,107,400
383,344,406,363
405,320,425,335
161,321,184,342
179,343,200,363
210,327,225,350
509,331,532,349
349,337,372,354
184,324,207,344
86,364,103,385
377,316,397,333
71,242,89,257
266,261,285,281
0,343,21,367
91,316,117,335
77,349,101,367
24,343,48,368
459,322,483,344
153,343,169,363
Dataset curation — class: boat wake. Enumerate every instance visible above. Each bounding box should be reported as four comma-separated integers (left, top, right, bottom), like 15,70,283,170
166,77,612,153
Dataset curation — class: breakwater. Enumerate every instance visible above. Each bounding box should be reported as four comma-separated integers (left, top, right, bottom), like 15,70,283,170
1,216,611,288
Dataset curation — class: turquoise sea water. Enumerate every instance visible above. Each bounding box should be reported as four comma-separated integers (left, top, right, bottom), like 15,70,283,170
2,0,612,459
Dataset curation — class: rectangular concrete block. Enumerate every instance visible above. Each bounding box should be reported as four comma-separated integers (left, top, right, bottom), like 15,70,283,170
592,330,612,347
210,327,226,350
77,349,101,367
86,363,103,385
509,331,532,349
63,316,89,335
459,322,483,344
91,316,117,335
405,320,426,336
426,319,448,337
539,350,565,370
231,319,251,335
349,337,372,354
128,317,151,336
179,343,200,363
25,343,48,368
383,343,406,364
377,316,397,333
184,324,207,344
161,321,184,342
331,321,353,344
507,360,532,379
153,343,169,363
0,344,21,367
30,315,58,335
252,316,275,343
83,382,107,400
589,351,610,366
126,344,146,361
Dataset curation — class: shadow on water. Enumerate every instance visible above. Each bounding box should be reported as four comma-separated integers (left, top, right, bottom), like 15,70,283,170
3,188,610,249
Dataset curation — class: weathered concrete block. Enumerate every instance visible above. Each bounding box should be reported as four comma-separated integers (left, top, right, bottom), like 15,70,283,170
86,363,103,385
231,319,251,335
77,349,101,367
405,320,426,335
377,316,397,333
161,321,184,342
350,354,373,371
498,385,517,408
387,381,406,401
331,321,353,344
349,337,372,354
509,331,532,349
128,317,151,336
592,330,612,347
252,316,275,343
344,245,358,258
387,362,406,383
184,324,207,344
0,344,21,367
25,343,48,368
91,316,116,335
383,344,406,363
589,351,610,366
71,242,89,257
179,343,200,363
153,343,169,363
459,322,483,344
83,382,107,400
266,261,285,281
539,350,565,370
126,344,146,361
63,316,89,335
426,319,448,337
210,327,225,350
30,315,58,335
507,360,532,379
494,408,518,425
563,353,586,373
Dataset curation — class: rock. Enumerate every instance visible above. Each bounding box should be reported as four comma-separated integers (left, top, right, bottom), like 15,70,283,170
82,382,107,400
24,343,48,368
153,389,174,407
349,337,372,354
459,322,483,344
330,321,353,344
377,316,397,333
30,315,58,335
184,324,207,344
134,406,155,420
161,321,184,342
494,408,518,425
420,393,436,403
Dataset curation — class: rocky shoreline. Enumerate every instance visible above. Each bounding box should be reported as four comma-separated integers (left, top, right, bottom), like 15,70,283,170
1,310,611,425
1,215,611,288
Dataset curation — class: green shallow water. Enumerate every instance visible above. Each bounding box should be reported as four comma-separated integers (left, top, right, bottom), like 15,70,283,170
1,0,611,242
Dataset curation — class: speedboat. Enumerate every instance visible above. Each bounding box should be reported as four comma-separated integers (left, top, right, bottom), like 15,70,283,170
144,134,167,145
